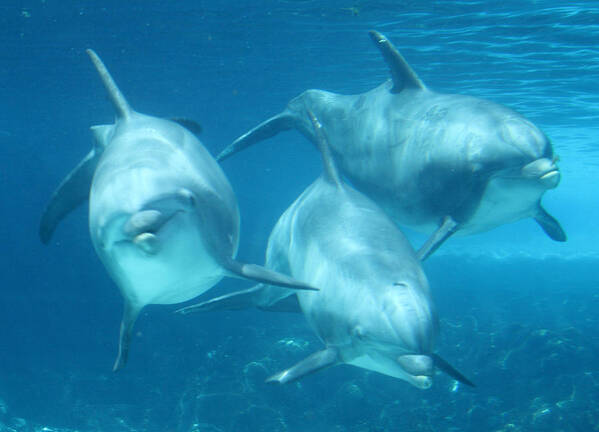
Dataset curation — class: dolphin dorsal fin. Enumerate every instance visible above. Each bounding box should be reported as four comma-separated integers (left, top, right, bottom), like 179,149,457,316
368,30,426,93
86,49,133,119
307,110,343,188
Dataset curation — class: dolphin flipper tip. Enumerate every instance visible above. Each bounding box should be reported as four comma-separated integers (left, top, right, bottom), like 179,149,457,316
266,348,339,384
176,284,266,314
535,206,566,242
431,353,476,388
223,260,319,291
217,112,295,162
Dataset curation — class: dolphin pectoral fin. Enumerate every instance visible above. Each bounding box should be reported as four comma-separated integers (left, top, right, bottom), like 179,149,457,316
216,111,296,162
223,259,319,291
431,353,475,388
176,284,267,313
266,347,339,384
368,30,426,92
416,216,460,261
535,205,566,242
39,149,100,244
113,301,142,372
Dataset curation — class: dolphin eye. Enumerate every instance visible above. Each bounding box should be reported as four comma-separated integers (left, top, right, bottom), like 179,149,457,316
393,282,407,288
352,326,366,340
177,189,196,207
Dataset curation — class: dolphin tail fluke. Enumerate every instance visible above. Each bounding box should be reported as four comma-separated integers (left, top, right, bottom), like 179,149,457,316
216,111,296,162
416,216,460,261
39,149,101,243
113,301,141,372
431,353,475,387
177,284,267,313
86,49,133,119
535,205,566,242
223,259,319,292
368,30,426,93
266,347,339,384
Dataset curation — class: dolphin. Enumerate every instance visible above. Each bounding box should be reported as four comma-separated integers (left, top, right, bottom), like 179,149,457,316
217,30,565,260
181,112,473,389
39,50,317,371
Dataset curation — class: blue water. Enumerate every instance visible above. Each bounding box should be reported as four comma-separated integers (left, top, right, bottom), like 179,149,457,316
1,1,598,430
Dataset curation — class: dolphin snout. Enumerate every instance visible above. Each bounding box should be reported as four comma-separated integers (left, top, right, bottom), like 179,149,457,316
521,157,560,189
123,210,164,237
398,354,434,389
397,354,433,375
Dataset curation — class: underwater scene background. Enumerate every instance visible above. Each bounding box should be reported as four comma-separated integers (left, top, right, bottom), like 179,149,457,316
1,1,598,431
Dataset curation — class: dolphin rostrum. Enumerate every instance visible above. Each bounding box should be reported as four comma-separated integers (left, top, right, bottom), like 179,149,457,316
217,30,565,260
39,50,317,371
181,111,474,389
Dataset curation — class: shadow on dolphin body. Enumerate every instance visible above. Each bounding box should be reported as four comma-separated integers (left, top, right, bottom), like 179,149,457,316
181,111,474,389
217,30,566,260
39,50,318,371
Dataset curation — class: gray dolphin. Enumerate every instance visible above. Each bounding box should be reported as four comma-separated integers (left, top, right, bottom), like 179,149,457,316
217,30,565,260
39,50,317,371
181,112,473,389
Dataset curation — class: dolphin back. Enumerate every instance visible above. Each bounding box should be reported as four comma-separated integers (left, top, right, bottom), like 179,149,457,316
86,49,133,119
368,30,426,92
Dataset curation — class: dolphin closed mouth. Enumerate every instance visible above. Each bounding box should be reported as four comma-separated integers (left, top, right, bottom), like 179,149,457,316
521,157,561,189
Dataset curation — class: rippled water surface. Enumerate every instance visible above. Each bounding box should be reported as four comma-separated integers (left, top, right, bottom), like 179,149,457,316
0,1,598,431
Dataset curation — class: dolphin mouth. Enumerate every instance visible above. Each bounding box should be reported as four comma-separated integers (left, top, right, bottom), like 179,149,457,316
132,232,160,255
101,207,186,254
397,354,433,389
538,169,560,188
520,157,561,189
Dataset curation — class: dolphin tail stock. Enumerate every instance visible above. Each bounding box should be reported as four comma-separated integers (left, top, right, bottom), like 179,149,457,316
534,205,566,242
266,347,339,384
368,30,426,93
113,300,142,372
222,258,319,292
431,353,476,388
39,149,102,243
216,111,296,162
86,49,133,119
416,216,460,261
307,110,343,188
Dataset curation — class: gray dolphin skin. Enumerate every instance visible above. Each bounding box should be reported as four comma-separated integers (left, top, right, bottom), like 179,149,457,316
181,112,473,389
217,30,565,260
39,50,318,371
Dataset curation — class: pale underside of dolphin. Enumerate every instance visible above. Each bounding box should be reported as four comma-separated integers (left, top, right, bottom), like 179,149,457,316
181,111,474,389
217,30,566,260
39,49,317,371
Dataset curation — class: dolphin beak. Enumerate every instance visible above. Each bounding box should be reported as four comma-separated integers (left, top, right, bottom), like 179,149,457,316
520,157,560,189
133,232,160,255
397,354,434,389
409,375,433,389
538,170,560,188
